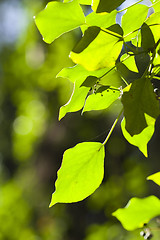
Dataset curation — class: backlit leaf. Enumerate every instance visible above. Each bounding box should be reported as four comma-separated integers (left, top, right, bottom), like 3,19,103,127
57,65,109,119
121,117,155,157
57,64,108,85
35,0,85,43
92,0,126,13
145,12,160,42
70,26,123,71
83,87,120,112
113,196,160,231
49,142,105,206
120,54,139,73
147,172,160,186
81,10,117,32
122,4,149,40
64,0,92,4
59,83,89,120
121,78,159,136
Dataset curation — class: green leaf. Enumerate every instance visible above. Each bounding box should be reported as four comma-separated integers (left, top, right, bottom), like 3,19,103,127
141,23,155,52
120,54,139,73
152,0,160,13
134,52,150,75
78,0,92,4
64,0,92,4
49,142,105,206
116,62,139,84
145,12,160,43
57,65,109,119
81,10,117,32
92,0,126,13
81,76,98,87
57,64,109,85
121,78,160,136
100,68,124,88
70,26,123,71
113,196,160,231
122,4,149,40
35,0,85,44
121,117,155,157
59,83,89,120
147,172,160,186
83,87,120,112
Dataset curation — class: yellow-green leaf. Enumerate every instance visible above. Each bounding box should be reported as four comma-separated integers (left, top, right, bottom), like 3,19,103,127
49,142,105,206
70,26,123,71
147,172,160,186
121,117,155,157
35,0,85,43
83,87,120,112
113,196,160,231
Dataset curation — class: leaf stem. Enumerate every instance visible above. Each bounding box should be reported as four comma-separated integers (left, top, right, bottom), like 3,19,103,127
102,108,123,146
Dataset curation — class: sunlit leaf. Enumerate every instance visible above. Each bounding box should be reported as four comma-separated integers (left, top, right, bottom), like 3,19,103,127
92,0,126,13
59,83,89,120
113,196,160,231
122,4,149,40
152,0,160,13
49,142,105,206
120,54,139,73
79,0,92,4
83,87,120,112
121,117,155,157
81,10,117,32
64,0,92,4
145,12,160,42
121,78,160,136
57,64,108,85
70,26,123,71
153,49,160,66
57,65,110,119
100,68,123,87
35,0,85,43
147,172,160,186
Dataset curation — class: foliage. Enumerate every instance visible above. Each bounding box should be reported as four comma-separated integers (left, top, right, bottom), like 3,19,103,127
24,0,160,237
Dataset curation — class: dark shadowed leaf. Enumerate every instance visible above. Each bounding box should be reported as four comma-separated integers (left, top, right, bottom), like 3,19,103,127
92,0,126,13
121,78,160,136
141,23,155,52
81,76,98,87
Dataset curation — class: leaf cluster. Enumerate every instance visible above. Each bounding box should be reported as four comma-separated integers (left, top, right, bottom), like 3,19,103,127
35,0,160,233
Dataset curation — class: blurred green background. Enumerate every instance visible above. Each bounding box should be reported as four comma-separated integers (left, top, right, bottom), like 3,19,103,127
0,0,160,239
